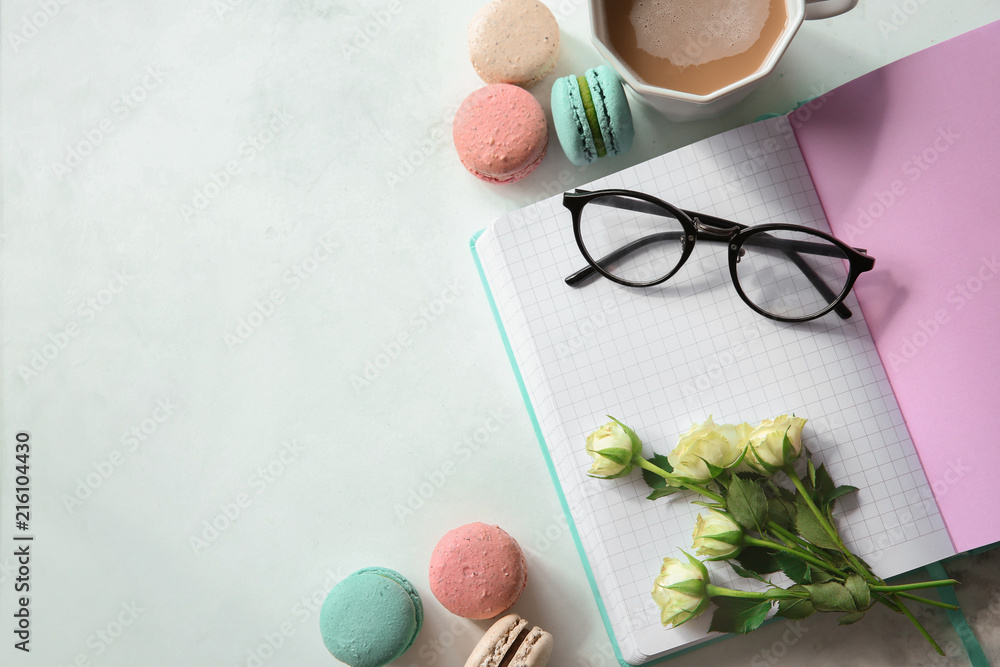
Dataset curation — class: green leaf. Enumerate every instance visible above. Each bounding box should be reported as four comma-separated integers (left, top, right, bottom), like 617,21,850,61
773,552,812,585
641,453,673,490
805,582,857,612
768,482,796,503
783,431,799,466
823,485,859,510
776,590,816,620
736,547,782,575
698,457,725,479
807,458,817,487
814,464,835,500
838,610,866,625
728,561,769,583
767,497,797,532
596,447,631,464
726,475,769,532
691,500,724,509
666,579,706,597
845,574,871,610
646,486,680,500
748,447,781,474
708,598,771,635
795,497,839,550
810,568,835,583
608,416,643,455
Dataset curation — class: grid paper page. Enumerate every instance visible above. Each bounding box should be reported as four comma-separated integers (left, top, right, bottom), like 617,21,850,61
476,117,956,663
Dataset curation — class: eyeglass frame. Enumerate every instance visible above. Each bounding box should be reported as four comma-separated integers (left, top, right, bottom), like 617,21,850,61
563,188,876,323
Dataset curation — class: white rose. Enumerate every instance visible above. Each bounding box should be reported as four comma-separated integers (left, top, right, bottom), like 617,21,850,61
745,415,807,473
585,419,641,479
666,417,750,483
651,556,709,628
692,511,743,560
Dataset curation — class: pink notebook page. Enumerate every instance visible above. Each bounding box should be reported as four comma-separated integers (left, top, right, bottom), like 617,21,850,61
794,20,1000,553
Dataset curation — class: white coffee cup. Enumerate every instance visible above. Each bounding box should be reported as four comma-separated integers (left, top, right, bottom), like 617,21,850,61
589,0,858,121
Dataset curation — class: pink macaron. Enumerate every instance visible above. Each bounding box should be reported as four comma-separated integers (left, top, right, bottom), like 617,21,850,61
453,84,548,184
429,522,527,619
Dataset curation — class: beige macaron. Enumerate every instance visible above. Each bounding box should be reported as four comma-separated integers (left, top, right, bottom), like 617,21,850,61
464,614,553,667
467,0,560,87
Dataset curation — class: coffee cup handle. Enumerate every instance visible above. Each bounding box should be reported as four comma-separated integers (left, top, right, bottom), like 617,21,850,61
804,0,858,20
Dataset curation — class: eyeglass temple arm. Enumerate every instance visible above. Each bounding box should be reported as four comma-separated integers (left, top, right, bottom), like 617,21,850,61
565,193,853,318
714,228,852,318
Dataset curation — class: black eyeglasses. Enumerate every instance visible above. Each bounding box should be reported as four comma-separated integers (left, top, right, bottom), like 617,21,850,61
563,189,875,323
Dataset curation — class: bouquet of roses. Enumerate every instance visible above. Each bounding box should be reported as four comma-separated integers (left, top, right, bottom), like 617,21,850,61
584,415,958,655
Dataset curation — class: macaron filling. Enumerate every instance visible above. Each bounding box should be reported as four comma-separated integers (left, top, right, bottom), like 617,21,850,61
576,76,607,159
498,625,531,667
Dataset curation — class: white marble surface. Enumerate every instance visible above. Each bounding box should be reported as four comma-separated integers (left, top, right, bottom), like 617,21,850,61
2,1,999,666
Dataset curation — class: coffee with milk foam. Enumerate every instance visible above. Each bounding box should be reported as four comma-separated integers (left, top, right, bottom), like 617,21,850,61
605,0,787,95
630,0,769,66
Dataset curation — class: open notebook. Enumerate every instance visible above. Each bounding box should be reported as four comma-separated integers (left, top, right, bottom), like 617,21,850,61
471,22,1000,666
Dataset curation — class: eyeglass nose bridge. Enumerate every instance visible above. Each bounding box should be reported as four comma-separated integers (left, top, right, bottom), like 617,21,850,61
691,216,741,240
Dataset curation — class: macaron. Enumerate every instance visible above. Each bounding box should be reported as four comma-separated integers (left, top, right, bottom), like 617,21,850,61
468,0,560,87
551,65,635,166
464,614,553,667
319,567,423,667
453,84,548,184
429,522,527,619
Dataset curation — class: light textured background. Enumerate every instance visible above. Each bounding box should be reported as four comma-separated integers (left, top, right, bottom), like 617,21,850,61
1,1,998,666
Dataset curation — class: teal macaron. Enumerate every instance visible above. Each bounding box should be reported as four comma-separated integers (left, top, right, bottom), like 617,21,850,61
319,567,423,667
551,65,635,166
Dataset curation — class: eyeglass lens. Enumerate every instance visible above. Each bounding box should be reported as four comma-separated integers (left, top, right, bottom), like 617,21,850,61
578,194,686,285
735,229,851,320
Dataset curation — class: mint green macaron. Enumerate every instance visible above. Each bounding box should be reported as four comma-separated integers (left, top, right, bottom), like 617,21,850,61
319,567,423,667
551,65,635,166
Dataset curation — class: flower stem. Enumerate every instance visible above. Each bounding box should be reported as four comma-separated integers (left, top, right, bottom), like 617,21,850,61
705,584,774,600
783,466,878,583
870,580,958,593
683,483,724,504
743,536,846,577
636,459,727,504
895,592,959,611
636,457,672,479
891,595,946,656
767,521,838,560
